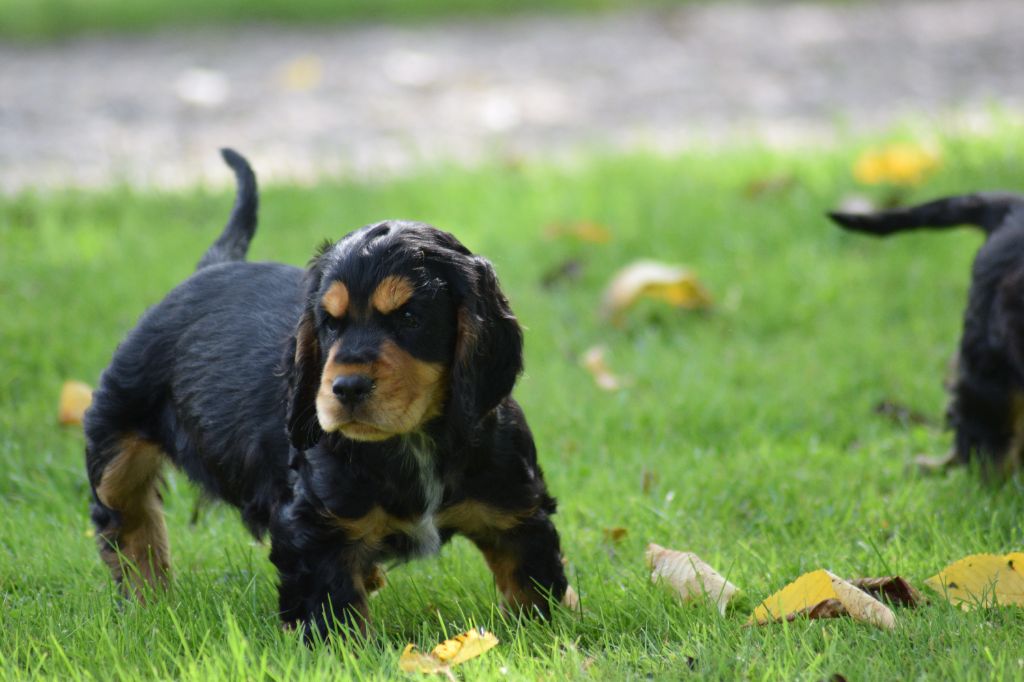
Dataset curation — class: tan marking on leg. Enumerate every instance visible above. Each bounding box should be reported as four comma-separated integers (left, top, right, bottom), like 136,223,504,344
321,281,350,319
370,275,414,315
330,506,421,548
478,547,541,612
362,564,387,595
1003,392,1024,477
95,436,171,598
436,500,527,537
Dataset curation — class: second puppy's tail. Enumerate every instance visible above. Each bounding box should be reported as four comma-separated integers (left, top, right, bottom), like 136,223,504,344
197,148,259,269
828,192,1024,237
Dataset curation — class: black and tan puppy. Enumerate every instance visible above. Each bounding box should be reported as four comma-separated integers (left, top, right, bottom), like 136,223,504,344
830,193,1024,477
85,150,573,641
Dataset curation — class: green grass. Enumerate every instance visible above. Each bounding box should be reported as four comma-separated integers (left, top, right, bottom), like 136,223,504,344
3,123,1024,680
0,0,656,41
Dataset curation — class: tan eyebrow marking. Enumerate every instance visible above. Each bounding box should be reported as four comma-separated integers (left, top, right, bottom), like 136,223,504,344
370,275,415,315
321,281,349,318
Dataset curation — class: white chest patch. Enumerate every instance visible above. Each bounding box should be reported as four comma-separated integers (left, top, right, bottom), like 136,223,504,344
403,435,444,557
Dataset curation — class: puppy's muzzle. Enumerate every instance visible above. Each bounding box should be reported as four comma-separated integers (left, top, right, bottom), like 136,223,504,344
332,374,374,409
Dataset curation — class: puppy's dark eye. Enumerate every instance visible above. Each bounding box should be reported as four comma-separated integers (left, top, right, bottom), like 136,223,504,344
399,310,420,329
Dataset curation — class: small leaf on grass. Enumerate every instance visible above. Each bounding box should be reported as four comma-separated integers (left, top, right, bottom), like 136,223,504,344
399,628,498,676
544,221,612,244
750,569,895,630
399,644,450,675
540,258,584,289
432,627,499,665
743,174,797,199
603,527,628,543
601,261,712,325
852,143,941,187
925,553,1024,609
58,380,93,426
849,576,925,607
580,345,626,391
646,544,739,616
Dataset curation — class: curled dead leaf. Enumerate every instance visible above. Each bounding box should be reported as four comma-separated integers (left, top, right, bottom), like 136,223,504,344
580,345,626,391
58,380,93,426
601,260,712,325
849,576,925,607
925,553,1024,609
750,569,895,630
646,544,739,616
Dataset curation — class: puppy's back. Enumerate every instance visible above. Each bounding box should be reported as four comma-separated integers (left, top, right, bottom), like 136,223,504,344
87,261,304,518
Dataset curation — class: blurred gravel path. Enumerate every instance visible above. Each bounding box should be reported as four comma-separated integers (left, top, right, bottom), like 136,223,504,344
1,0,1022,192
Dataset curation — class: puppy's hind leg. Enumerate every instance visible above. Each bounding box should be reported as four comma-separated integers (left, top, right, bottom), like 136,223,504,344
88,434,172,599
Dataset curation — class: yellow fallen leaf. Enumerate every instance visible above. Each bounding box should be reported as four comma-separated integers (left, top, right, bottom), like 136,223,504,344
398,644,450,675
580,345,626,391
646,544,739,616
601,260,712,324
853,143,941,187
58,380,93,426
398,628,498,675
278,55,323,92
432,627,498,665
750,569,895,630
925,553,1024,609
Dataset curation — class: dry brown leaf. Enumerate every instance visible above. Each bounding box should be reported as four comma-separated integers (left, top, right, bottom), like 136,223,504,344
743,174,797,199
58,380,93,426
646,544,739,615
543,221,612,244
601,260,712,325
925,553,1024,609
750,569,895,630
603,527,628,543
399,628,498,676
580,345,625,391
849,576,924,607
641,468,658,494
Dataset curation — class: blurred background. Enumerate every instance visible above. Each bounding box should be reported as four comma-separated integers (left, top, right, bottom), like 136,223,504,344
2,0,1022,193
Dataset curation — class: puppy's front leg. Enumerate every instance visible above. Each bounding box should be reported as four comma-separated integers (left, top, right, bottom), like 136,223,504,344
269,510,368,643
441,502,572,616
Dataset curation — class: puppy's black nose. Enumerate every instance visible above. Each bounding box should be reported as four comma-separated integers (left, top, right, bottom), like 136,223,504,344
332,374,374,407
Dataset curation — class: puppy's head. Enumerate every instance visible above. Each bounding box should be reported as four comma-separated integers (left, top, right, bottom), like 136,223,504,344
286,221,522,449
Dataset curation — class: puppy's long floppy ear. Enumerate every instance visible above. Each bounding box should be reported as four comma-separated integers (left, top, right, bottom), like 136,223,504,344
450,256,524,440
286,266,326,451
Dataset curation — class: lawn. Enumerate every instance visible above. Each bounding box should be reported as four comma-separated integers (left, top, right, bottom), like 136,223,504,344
0,0,653,41
3,123,1024,680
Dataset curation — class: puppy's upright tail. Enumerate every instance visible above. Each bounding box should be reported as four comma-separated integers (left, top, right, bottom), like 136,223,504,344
828,192,1024,237
197,148,259,270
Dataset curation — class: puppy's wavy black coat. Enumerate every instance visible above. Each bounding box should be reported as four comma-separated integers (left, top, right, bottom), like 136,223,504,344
830,193,1024,476
85,150,572,640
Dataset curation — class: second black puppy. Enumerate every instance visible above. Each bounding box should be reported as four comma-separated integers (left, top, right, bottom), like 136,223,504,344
830,193,1024,477
85,150,574,641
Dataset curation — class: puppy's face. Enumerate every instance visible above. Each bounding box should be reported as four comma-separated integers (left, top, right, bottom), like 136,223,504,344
286,220,524,450
310,225,458,441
